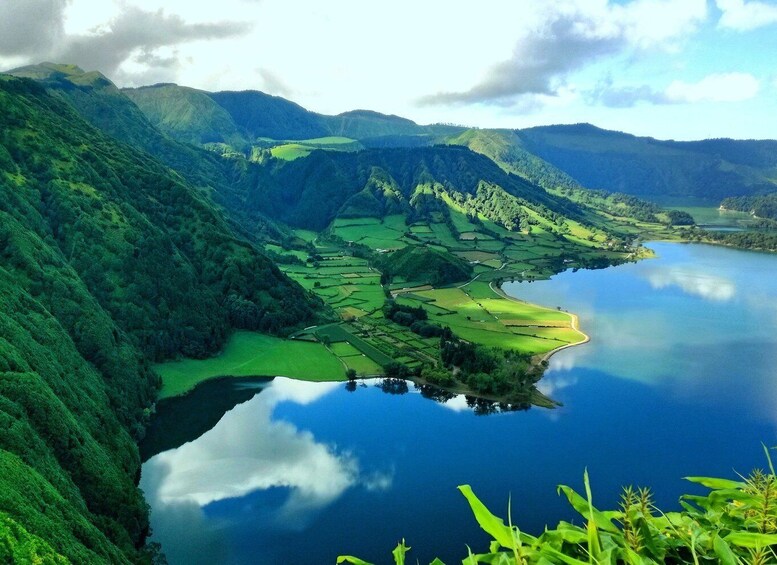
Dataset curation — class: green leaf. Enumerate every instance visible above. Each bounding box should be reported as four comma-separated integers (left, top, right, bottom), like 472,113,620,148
712,535,738,565
763,442,776,476
429,559,446,565
684,477,745,490
623,546,648,565
463,545,477,565
557,485,620,533
392,539,410,565
458,485,517,550
724,531,777,548
538,545,591,565
337,556,374,565
583,469,603,563
539,522,588,545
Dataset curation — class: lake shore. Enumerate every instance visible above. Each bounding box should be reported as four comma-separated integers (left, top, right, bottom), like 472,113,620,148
489,280,590,364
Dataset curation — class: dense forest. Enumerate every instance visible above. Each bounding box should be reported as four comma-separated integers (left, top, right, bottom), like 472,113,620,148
0,75,323,562
514,124,777,202
721,193,777,221
248,146,589,232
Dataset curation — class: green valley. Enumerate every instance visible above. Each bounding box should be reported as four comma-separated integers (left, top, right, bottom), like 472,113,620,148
1,57,776,565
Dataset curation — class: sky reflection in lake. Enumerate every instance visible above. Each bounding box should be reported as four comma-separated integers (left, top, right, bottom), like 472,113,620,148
141,379,393,564
143,242,777,564
505,242,777,422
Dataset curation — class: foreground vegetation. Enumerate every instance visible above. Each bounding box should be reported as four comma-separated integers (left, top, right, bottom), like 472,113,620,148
340,448,777,565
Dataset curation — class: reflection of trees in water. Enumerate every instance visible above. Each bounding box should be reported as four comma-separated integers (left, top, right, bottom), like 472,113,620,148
377,378,409,395
465,396,531,416
415,383,456,403
344,379,369,393
380,380,534,415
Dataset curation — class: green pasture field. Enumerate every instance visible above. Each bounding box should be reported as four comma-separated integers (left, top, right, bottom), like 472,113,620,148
333,217,382,228
270,143,313,160
314,324,395,366
397,286,584,354
156,332,346,398
449,209,477,233
459,231,493,240
343,355,383,375
456,250,500,262
296,136,357,146
329,341,361,356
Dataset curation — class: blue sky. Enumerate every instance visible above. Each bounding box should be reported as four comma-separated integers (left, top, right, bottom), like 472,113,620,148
1,0,775,140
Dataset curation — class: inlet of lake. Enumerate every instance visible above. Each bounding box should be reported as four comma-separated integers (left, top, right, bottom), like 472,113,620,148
140,242,777,565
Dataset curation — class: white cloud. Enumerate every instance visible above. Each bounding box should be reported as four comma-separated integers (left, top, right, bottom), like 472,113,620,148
420,0,707,107
643,267,737,301
589,72,760,106
536,373,579,396
716,0,777,31
664,72,759,103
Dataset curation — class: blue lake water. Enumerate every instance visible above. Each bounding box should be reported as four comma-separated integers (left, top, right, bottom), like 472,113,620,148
141,242,777,564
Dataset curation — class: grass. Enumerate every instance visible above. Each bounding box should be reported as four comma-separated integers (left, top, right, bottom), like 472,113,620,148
156,332,346,398
270,143,313,161
396,285,585,355
333,218,407,248
343,354,383,375
296,136,357,146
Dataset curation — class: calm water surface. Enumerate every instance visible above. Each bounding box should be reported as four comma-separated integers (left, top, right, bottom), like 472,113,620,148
141,242,777,564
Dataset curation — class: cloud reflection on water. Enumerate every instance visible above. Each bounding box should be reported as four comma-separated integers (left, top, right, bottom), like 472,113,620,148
643,266,736,301
141,378,391,564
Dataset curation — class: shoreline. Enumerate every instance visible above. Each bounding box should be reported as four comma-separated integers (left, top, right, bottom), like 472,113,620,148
488,280,590,363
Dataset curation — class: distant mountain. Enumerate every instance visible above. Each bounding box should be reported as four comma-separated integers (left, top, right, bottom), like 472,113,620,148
120,82,777,206
514,124,777,203
120,82,461,146
207,89,329,140
124,83,246,147
324,109,438,140
445,128,582,191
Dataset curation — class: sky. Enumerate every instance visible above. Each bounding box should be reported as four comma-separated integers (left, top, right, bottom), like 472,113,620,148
0,0,775,140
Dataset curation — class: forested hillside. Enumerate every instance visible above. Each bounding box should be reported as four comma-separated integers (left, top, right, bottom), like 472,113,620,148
250,146,588,231
721,192,777,221
0,75,322,562
515,124,777,202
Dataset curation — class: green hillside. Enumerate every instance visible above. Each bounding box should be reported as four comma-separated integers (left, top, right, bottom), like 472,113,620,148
8,64,293,242
251,146,589,232
0,75,322,561
721,192,777,221
123,83,246,148
446,128,582,191
208,89,329,140
516,123,777,203
122,83,460,149
380,245,473,286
